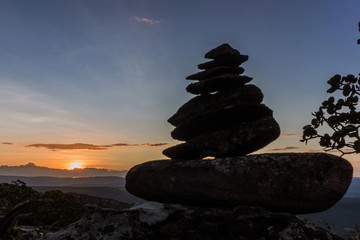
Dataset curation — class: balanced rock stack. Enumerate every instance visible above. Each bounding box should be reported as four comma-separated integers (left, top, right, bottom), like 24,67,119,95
163,43,280,159
126,44,353,215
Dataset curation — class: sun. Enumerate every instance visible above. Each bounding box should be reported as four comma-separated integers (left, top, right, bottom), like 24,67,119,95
69,162,83,170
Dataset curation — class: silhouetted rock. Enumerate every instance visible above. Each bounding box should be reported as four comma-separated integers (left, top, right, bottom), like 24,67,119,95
121,44,352,238
204,43,241,59
163,43,280,159
186,74,253,94
168,84,264,126
198,54,249,69
186,66,245,80
126,153,353,214
171,104,273,141
42,203,345,240
165,116,280,159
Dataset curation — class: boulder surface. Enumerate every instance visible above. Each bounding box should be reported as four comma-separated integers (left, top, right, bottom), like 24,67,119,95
42,203,344,240
126,153,353,214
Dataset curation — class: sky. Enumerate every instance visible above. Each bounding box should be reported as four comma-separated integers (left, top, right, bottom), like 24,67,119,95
0,0,360,175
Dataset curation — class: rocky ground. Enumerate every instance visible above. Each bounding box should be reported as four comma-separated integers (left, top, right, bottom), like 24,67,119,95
39,202,345,240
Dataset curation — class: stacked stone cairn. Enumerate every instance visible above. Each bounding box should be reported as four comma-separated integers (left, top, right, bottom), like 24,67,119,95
126,44,353,215
163,43,280,159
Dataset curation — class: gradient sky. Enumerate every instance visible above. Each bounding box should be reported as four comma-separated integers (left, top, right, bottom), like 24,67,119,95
0,0,360,175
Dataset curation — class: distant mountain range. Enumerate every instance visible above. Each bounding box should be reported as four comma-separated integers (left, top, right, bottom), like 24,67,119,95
0,162,127,177
0,175,125,187
0,175,142,204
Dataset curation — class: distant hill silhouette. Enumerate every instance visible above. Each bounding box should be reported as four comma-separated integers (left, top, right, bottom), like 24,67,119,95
0,175,125,187
0,175,143,204
0,162,127,177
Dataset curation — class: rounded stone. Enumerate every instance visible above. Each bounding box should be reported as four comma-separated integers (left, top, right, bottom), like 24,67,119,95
125,153,353,214
171,104,273,141
186,66,245,80
204,43,241,59
186,74,252,95
168,84,264,126
164,116,280,159
198,54,249,69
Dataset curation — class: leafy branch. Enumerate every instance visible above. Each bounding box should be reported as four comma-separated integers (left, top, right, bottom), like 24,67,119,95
301,74,360,156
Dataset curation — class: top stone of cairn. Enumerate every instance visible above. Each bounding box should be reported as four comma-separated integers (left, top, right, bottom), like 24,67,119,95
204,43,241,59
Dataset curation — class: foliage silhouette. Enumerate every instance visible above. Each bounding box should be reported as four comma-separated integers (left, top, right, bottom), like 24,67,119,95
302,22,360,156
0,180,86,238
0,180,40,215
302,74,360,155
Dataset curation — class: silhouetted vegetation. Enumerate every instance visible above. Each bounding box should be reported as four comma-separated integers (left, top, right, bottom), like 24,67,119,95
0,180,40,215
302,22,360,156
302,74,360,155
0,180,86,238
21,190,85,228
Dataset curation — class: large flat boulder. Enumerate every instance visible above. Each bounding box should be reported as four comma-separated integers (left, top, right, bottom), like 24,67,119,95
126,153,353,214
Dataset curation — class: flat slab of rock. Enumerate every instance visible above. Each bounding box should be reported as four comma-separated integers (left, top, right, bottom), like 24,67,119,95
126,153,353,214
186,74,252,94
198,54,249,69
171,104,273,141
164,116,280,159
42,203,345,240
186,66,245,80
168,84,264,126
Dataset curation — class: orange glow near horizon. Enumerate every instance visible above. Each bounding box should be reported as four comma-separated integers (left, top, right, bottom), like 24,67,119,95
0,141,170,171
0,142,169,171
2,138,360,177
69,162,84,170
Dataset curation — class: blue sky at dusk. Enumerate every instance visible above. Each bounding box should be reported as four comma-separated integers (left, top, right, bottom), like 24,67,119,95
0,0,359,174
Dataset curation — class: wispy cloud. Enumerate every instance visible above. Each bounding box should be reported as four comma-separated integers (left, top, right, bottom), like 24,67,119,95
25,142,169,151
26,143,110,151
280,133,300,137
2,142,15,145
269,146,300,152
303,149,322,153
112,143,168,147
134,16,162,25
0,80,88,135
143,143,168,147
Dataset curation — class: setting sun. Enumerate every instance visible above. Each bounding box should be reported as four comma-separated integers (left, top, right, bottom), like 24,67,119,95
69,162,83,170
